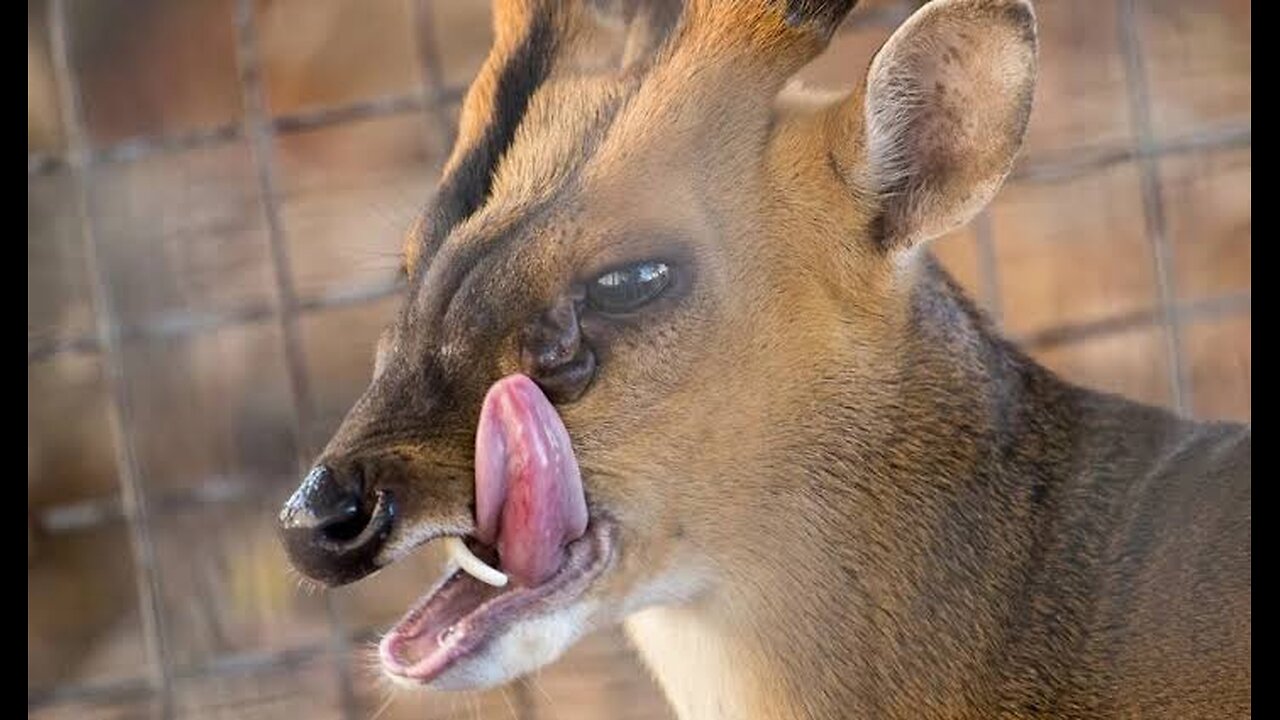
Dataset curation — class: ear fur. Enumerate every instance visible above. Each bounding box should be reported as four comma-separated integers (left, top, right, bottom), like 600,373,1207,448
852,0,1038,249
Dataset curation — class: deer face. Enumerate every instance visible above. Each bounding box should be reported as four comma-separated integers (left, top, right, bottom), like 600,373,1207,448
278,0,1036,690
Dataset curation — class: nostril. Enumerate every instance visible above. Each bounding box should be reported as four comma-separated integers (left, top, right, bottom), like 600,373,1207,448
319,501,371,543
281,464,372,545
280,464,397,586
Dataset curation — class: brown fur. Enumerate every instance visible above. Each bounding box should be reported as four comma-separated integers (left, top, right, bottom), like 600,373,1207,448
289,1,1251,717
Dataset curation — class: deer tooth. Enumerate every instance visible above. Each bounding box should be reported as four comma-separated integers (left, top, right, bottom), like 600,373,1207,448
444,536,508,587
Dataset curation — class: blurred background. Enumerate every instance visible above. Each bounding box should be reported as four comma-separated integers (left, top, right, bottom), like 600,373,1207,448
27,0,1249,717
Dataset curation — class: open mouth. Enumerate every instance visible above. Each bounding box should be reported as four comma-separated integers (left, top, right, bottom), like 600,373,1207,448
378,522,615,683
378,373,610,684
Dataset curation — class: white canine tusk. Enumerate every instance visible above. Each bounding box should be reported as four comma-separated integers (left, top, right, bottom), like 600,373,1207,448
444,536,508,587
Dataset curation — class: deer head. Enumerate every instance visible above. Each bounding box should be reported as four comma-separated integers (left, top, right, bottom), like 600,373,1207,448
278,0,1037,699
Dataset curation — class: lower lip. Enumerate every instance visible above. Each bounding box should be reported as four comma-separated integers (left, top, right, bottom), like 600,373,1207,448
378,520,616,684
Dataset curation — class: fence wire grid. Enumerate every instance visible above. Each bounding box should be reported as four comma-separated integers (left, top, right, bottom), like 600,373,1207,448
28,0,1250,718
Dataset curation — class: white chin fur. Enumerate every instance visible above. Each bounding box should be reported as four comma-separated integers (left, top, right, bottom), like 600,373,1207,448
388,602,596,691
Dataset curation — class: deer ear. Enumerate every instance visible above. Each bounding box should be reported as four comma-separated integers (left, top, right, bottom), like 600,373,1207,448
850,0,1037,250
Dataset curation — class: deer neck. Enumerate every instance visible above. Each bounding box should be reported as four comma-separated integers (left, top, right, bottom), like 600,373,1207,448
626,260,1133,719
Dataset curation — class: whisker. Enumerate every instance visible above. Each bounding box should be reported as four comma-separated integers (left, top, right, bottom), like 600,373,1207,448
529,672,560,720
285,566,324,597
366,688,396,720
498,686,519,720
358,636,387,674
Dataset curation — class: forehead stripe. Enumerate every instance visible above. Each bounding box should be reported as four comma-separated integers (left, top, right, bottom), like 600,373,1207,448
423,12,559,254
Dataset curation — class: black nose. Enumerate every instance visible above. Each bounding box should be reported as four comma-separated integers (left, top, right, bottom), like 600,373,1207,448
278,464,395,585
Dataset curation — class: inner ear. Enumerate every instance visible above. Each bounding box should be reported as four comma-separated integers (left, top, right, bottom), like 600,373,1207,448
853,0,1037,250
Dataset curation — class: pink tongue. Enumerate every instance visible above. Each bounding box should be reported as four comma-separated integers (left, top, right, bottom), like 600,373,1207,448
474,374,588,588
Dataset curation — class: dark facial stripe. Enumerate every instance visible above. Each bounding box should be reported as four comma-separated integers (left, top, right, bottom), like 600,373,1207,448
419,13,559,265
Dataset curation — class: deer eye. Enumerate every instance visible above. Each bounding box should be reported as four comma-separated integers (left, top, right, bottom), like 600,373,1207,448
586,261,672,314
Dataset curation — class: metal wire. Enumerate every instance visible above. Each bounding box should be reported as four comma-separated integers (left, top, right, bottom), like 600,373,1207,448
232,0,358,716
1118,0,1189,414
972,209,1003,328
47,0,174,715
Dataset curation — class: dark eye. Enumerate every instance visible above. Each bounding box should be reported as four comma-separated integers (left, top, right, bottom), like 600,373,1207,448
586,261,672,313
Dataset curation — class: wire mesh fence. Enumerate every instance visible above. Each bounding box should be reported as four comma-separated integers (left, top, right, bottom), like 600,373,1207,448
28,0,1250,717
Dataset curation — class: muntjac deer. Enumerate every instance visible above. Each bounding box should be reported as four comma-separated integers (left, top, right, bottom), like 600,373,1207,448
278,0,1251,717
